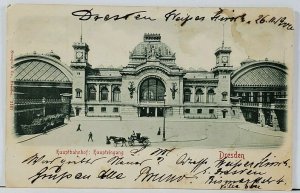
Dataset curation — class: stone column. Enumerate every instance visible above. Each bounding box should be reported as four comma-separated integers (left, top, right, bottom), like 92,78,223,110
108,84,112,102
99,85,102,101
95,84,99,101
191,86,195,103
258,103,265,127
204,87,207,103
155,108,157,117
271,104,280,131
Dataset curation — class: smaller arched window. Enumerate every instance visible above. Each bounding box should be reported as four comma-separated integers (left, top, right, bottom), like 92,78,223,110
112,87,121,102
195,89,204,103
100,87,109,101
184,88,192,102
207,89,215,103
222,91,228,101
75,88,82,98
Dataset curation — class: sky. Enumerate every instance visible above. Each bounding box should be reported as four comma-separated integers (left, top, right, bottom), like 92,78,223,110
7,5,294,71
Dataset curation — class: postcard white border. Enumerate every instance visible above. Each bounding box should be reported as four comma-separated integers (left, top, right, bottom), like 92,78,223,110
0,0,299,192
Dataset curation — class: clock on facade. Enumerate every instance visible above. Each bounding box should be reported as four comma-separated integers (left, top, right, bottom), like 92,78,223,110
222,56,228,63
76,51,83,59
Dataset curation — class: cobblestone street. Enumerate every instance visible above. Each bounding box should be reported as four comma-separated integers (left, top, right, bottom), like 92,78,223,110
18,118,284,148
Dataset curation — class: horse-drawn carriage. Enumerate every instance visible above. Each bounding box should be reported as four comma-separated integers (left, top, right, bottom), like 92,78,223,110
127,132,150,147
106,136,127,147
106,132,150,147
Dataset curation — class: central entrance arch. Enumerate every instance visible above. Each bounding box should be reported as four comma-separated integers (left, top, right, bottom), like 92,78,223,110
139,77,165,102
138,77,166,117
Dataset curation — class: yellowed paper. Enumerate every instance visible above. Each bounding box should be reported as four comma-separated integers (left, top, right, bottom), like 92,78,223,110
6,4,294,190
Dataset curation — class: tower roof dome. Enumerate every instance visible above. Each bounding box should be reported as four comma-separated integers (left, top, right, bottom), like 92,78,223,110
129,33,176,65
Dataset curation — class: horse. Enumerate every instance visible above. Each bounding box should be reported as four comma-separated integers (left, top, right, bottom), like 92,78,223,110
108,136,127,147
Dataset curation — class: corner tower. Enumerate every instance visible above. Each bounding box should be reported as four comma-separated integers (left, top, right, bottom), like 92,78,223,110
214,43,232,68
70,37,90,116
212,38,233,107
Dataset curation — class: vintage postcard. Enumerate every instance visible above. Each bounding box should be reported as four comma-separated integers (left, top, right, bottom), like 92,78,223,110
6,4,295,190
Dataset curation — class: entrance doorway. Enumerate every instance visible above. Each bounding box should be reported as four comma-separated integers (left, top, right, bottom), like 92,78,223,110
157,107,164,117
149,107,155,117
140,107,147,117
222,109,227,118
139,107,166,117
75,108,80,116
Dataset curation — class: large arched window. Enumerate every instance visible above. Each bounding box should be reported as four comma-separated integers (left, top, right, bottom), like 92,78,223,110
112,87,121,102
184,88,191,102
139,78,165,101
100,87,109,101
88,85,96,101
195,88,204,103
207,88,215,103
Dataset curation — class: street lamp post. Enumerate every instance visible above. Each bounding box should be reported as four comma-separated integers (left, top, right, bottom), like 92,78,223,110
163,94,166,141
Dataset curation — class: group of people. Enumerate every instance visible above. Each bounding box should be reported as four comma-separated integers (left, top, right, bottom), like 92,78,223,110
77,124,93,142
76,124,136,143
76,124,150,144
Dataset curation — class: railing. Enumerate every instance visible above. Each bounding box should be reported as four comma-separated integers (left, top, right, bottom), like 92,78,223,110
274,103,287,110
240,102,259,107
15,99,42,104
15,98,68,105
238,102,286,110
140,100,164,103
184,114,218,119
262,103,271,108
183,102,217,105
139,101,165,105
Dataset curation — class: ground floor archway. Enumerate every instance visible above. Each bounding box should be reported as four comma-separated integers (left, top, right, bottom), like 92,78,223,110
138,107,164,117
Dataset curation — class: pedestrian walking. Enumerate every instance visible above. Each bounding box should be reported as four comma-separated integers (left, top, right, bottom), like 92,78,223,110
77,124,81,131
157,127,161,135
88,132,93,142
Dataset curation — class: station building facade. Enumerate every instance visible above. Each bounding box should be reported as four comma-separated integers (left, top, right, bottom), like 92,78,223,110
13,33,288,131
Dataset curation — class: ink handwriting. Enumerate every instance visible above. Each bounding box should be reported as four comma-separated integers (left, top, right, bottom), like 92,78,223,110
71,8,294,31
72,9,156,21
21,151,291,189
176,153,208,173
107,156,151,166
134,166,198,183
